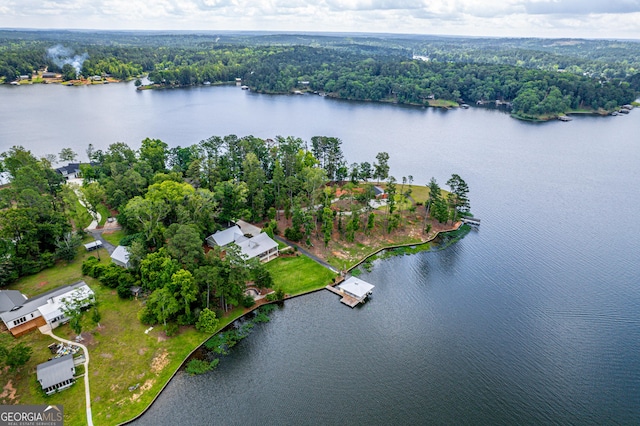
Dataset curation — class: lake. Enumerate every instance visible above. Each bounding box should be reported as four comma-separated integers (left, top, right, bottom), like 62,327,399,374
2,82,639,424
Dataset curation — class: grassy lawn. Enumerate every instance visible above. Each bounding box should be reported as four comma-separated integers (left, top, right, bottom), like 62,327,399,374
101,229,126,246
265,255,337,295
2,246,288,426
97,203,110,227
428,99,459,108
325,234,425,270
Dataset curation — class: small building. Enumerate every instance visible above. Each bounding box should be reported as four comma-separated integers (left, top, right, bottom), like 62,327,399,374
0,281,94,337
206,225,245,248
110,245,131,268
236,233,279,263
336,276,374,307
84,241,102,251
37,354,76,395
42,72,58,79
373,186,388,199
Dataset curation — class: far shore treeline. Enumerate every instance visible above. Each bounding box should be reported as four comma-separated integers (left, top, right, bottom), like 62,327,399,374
1,31,639,119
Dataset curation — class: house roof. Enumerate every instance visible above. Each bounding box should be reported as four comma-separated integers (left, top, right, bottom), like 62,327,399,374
0,290,27,313
0,281,91,324
373,186,385,196
110,245,130,266
236,220,261,237
37,354,75,389
84,241,102,250
208,225,244,247
55,163,81,175
236,233,278,260
338,276,375,299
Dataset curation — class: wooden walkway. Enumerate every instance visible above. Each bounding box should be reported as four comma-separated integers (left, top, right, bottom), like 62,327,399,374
325,285,360,308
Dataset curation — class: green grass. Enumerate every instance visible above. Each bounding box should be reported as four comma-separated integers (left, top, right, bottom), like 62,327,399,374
265,255,337,295
97,203,110,227
101,229,126,246
2,249,270,426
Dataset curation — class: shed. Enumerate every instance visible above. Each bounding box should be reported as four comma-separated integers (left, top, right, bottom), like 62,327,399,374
111,245,131,268
84,241,102,251
37,354,76,395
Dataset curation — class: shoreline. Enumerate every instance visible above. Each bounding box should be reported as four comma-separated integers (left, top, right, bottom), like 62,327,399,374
116,222,466,425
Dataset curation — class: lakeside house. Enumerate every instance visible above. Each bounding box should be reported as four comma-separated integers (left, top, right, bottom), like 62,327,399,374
206,223,279,263
37,354,76,395
55,162,97,179
0,281,94,337
111,245,131,268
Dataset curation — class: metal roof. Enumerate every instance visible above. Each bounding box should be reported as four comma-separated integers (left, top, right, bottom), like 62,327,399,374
236,233,278,260
37,354,75,389
0,290,27,313
0,281,91,324
110,245,131,267
207,225,244,247
338,276,375,299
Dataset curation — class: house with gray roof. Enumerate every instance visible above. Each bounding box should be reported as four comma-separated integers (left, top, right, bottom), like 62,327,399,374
236,232,279,263
0,281,94,337
111,245,131,268
37,354,76,395
206,225,246,248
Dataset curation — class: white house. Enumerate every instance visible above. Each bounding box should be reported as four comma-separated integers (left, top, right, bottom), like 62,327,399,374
236,232,279,263
37,354,76,395
0,281,94,337
206,225,246,248
111,245,131,268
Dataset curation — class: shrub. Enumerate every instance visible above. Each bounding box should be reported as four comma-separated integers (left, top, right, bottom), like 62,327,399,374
164,322,178,337
116,282,132,299
284,227,302,242
137,307,157,325
185,359,213,375
241,294,255,308
82,257,100,276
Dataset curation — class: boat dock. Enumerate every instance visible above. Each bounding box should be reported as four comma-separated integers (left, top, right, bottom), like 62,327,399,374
326,276,375,308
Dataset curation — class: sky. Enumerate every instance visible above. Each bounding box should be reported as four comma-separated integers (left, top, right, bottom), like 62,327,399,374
1,0,640,39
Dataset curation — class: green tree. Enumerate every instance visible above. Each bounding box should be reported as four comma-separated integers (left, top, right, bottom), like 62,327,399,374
322,207,333,248
2,342,32,370
139,138,168,174
149,286,180,328
165,224,204,270
59,148,78,163
374,152,390,183
195,308,219,333
171,269,199,317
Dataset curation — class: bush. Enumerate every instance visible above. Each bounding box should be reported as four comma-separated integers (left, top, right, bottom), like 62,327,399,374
164,322,179,337
119,232,143,246
177,313,196,326
185,359,212,375
117,282,132,299
82,257,100,276
100,264,123,288
284,227,302,242
241,294,255,308
137,307,157,325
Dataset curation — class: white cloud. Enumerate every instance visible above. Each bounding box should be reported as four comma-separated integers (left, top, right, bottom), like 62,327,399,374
0,0,639,39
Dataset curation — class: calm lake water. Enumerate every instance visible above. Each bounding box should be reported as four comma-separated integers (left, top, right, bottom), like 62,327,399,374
2,82,640,425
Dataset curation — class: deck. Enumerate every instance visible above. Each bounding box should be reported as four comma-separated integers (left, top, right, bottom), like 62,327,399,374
325,285,361,308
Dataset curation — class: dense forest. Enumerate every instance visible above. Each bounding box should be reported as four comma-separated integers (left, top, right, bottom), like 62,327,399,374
0,135,466,329
1,30,638,118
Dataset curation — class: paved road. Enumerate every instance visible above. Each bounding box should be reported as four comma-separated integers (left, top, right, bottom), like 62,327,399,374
87,229,116,255
40,325,93,426
273,235,339,273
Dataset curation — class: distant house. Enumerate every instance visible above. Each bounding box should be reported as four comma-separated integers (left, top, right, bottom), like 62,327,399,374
55,163,81,179
373,186,387,199
42,72,58,79
111,245,131,268
206,225,246,248
236,232,279,263
37,354,76,395
0,281,94,337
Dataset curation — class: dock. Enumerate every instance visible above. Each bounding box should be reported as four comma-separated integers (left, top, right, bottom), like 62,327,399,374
461,217,481,227
325,285,360,308
326,276,375,308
